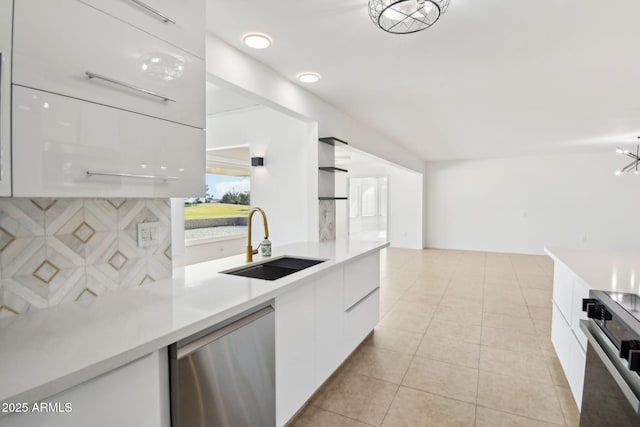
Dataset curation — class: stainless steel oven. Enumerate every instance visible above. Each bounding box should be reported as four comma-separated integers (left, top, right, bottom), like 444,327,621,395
580,290,640,426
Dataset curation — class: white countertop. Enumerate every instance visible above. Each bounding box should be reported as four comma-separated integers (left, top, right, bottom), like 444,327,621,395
545,247,640,295
0,239,388,406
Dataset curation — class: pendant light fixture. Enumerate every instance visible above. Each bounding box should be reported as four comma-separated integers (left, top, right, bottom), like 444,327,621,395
368,0,451,34
615,138,640,175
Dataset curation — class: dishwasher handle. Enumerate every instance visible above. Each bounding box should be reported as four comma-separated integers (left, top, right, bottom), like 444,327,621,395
177,305,274,360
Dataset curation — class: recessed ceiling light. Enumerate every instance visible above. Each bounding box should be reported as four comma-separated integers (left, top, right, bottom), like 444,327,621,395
297,72,321,83
242,33,272,49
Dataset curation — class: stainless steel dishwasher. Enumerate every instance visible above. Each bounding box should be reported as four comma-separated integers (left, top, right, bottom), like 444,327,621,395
170,303,275,427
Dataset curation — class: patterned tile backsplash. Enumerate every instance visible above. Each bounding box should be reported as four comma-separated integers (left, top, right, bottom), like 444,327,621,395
319,200,336,241
0,198,172,319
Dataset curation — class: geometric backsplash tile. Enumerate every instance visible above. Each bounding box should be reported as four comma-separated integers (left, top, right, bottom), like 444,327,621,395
0,198,172,319
319,199,336,241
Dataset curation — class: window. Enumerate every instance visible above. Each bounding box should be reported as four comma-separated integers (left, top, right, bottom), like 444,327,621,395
184,147,250,243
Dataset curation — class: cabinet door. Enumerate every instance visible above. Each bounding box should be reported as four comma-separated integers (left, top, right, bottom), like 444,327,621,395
315,268,346,387
571,277,590,350
551,301,571,373
275,280,315,427
1,350,170,427
552,261,573,322
13,0,204,129
344,253,380,310
567,333,586,410
0,0,12,196
12,86,204,198
78,0,205,59
344,288,380,353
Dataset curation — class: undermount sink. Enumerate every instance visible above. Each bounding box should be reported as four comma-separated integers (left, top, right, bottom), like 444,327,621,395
221,256,326,281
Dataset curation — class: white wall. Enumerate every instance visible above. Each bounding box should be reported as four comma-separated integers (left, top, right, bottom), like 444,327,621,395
337,161,422,249
205,33,424,175
424,152,640,254
173,107,318,266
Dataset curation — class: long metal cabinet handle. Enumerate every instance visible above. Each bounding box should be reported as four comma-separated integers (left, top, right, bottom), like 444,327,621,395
85,71,176,103
126,0,176,24
86,171,178,182
177,306,275,360
579,319,640,414
346,287,380,313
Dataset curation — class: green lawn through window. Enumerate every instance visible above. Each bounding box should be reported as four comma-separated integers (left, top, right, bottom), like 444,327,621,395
184,203,251,220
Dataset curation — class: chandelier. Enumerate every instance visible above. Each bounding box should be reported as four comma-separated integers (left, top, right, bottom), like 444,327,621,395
615,142,640,175
368,0,451,34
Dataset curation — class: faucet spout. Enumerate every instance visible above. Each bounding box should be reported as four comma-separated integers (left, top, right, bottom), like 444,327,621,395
246,207,269,263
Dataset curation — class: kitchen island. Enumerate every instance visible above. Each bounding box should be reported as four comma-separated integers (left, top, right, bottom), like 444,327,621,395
545,247,640,411
0,239,388,427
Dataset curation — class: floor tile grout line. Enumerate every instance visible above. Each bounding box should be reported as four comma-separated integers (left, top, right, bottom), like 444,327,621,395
379,250,454,426
306,403,378,427
475,402,568,426
473,251,487,426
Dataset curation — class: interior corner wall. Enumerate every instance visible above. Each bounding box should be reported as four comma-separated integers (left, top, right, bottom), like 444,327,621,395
338,162,422,249
423,152,640,254
208,107,318,247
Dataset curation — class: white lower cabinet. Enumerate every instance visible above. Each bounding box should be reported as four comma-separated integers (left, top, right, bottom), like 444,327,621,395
315,268,346,386
344,252,380,310
551,260,587,410
344,288,380,352
276,253,381,426
275,278,316,427
12,86,204,198
1,350,170,427
567,334,586,409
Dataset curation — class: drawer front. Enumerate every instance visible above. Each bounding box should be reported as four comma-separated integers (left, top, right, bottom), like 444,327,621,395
344,253,380,310
344,288,380,353
551,301,571,373
552,261,573,321
570,277,590,351
12,86,204,198
13,0,204,129
78,0,205,59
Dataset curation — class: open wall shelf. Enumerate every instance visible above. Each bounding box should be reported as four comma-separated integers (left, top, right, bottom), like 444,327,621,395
319,197,348,200
319,166,348,173
319,137,349,146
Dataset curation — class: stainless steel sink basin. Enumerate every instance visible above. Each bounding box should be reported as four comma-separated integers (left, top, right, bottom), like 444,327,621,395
221,256,326,281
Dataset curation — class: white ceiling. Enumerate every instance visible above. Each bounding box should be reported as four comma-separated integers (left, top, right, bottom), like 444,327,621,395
207,0,640,161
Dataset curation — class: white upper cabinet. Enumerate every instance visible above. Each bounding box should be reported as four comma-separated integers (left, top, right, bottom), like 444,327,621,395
9,0,206,197
78,0,205,59
0,0,13,196
13,86,204,198
13,0,205,129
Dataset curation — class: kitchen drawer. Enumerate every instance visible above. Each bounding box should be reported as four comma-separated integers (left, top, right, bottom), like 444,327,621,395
567,331,586,410
551,301,571,373
79,0,205,59
552,261,573,322
343,253,380,310
344,288,379,353
13,0,204,129
12,86,204,198
570,276,590,351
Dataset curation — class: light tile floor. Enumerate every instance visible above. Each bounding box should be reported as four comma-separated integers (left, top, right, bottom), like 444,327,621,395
291,247,580,427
